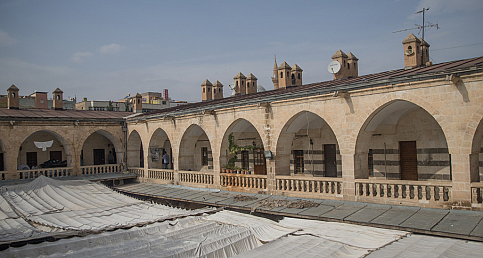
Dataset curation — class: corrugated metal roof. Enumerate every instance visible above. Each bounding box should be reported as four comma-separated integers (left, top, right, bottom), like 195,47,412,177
134,56,483,121
0,108,132,121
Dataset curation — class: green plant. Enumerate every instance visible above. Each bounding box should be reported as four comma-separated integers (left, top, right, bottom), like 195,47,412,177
227,133,264,169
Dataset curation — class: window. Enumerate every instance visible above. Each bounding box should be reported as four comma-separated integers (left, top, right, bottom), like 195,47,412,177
40,99,44,104
344,60,346,67
56,95,60,100
0,153,4,171
241,151,249,170
280,72,283,78
294,150,304,174
348,63,350,69
162,101,166,105
297,73,300,80
203,88,205,93
201,147,208,166
368,149,373,176
287,72,289,77
354,62,357,69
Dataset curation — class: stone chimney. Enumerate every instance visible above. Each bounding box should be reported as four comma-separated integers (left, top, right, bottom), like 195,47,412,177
33,91,48,109
133,93,142,113
52,88,64,110
233,72,246,95
212,80,224,100
7,84,19,109
246,73,258,94
201,79,213,101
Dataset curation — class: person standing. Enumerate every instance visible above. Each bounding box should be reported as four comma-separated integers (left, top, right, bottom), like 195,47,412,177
162,151,169,169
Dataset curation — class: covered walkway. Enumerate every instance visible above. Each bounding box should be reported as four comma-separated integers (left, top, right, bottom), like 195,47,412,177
115,182,483,242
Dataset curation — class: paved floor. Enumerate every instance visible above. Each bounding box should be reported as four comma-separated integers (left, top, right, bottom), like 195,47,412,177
114,182,483,242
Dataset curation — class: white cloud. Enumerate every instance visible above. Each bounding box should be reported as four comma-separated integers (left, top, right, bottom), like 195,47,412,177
71,52,93,64
0,29,18,47
99,43,124,54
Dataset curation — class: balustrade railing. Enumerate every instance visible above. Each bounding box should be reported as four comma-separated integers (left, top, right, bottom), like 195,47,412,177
179,171,214,185
18,167,73,179
471,182,483,204
355,179,451,204
81,164,121,175
276,176,342,196
220,173,267,189
128,167,145,178
148,169,174,181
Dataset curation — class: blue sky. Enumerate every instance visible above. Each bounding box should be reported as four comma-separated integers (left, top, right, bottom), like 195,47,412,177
0,0,482,102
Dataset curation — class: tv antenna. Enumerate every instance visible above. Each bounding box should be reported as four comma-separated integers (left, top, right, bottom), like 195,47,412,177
392,7,439,41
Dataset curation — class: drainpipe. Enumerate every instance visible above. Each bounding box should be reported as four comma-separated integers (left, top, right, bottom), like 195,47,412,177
123,121,128,172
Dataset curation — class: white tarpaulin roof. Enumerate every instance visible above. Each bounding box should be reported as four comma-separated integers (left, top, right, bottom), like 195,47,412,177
0,176,214,244
2,177,483,257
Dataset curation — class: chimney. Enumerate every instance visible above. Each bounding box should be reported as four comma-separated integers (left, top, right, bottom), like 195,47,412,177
201,79,213,101
34,92,48,109
52,88,64,110
133,93,142,113
7,84,19,109
246,73,258,94
212,80,224,100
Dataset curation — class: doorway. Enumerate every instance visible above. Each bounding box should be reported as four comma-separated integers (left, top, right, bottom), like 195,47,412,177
93,149,106,165
50,151,62,162
400,141,418,180
324,144,337,177
253,149,266,175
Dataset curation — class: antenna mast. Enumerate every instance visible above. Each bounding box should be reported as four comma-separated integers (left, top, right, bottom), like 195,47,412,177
392,7,439,38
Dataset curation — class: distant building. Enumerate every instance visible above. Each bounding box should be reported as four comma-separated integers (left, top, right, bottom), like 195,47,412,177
76,89,188,113
0,88,75,110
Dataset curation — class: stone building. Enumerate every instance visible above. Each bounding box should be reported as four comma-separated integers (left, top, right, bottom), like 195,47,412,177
124,36,483,210
1,34,483,211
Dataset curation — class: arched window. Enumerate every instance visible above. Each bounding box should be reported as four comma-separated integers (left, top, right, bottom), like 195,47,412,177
344,60,346,67
354,62,357,69
12,93,15,98
253,82,255,87
297,73,300,80
280,72,283,78
56,95,61,100
348,63,350,69
287,72,289,77
408,46,412,51
203,88,205,93
236,81,238,87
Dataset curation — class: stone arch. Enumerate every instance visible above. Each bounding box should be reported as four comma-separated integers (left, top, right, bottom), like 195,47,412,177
18,130,72,170
219,118,266,174
354,99,450,181
80,130,123,166
470,116,483,182
275,111,341,176
148,127,173,169
127,130,143,168
178,124,213,172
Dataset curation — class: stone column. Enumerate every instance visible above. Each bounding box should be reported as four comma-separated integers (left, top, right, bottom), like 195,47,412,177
450,152,472,208
6,148,18,179
341,153,356,201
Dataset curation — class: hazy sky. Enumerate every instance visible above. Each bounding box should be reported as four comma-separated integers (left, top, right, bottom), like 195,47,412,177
1,0,482,102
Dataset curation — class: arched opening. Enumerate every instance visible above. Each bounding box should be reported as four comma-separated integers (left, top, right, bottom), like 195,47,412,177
81,130,121,166
220,119,265,174
355,100,450,181
178,125,212,172
471,118,483,182
148,128,172,169
127,130,143,168
276,111,340,177
17,130,71,170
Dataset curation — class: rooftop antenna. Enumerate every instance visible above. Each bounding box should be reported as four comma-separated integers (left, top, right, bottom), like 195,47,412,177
392,7,439,41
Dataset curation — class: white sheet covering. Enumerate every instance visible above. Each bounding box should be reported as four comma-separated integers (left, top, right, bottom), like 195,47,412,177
0,176,214,240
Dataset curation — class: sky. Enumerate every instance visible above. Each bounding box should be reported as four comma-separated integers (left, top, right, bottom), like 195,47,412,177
0,0,482,103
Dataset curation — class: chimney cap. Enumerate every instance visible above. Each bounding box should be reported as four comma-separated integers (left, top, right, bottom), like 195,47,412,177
233,72,246,79
8,84,19,91
332,49,348,59
213,80,223,87
53,88,63,93
402,33,421,44
201,79,213,86
347,52,359,61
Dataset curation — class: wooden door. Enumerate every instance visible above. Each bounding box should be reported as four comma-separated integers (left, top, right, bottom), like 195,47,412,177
94,149,105,165
400,141,418,180
324,144,337,177
253,149,266,175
